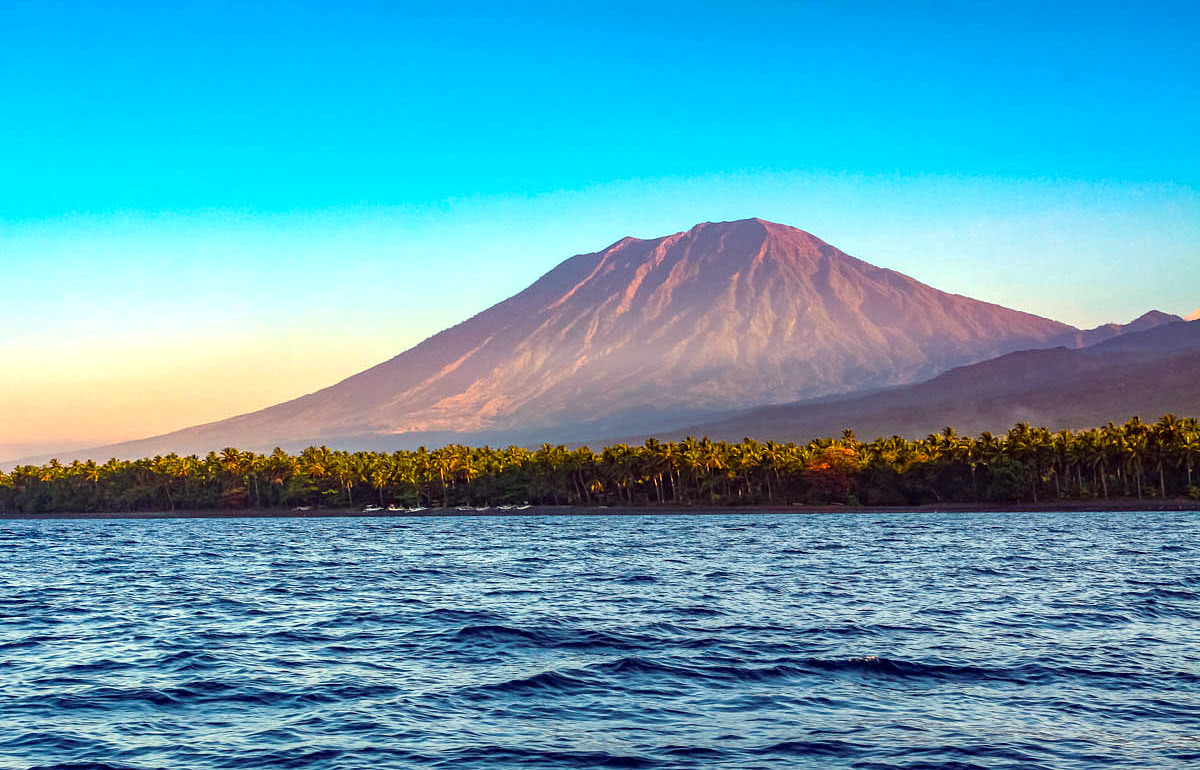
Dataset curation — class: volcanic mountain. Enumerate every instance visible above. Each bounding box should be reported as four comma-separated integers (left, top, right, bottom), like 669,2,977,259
46,219,1167,460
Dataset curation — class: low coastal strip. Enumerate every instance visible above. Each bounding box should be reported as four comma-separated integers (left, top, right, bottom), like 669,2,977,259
4,500,1200,521
4,415,1198,516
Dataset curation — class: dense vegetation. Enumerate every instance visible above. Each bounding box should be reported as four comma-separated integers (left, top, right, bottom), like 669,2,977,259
2,416,1199,514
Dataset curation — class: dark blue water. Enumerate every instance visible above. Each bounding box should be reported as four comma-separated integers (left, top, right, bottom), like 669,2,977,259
2,511,1198,769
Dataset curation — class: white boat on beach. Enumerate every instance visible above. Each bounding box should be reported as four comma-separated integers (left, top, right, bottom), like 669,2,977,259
363,505,383,512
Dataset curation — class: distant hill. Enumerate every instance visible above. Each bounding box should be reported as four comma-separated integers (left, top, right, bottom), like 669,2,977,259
20,219,1179,463
1062,309,1185,347
660,320,1200,442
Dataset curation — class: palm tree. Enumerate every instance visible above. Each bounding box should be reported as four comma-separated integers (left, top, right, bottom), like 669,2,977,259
333,453,358,508
1181,419,1200,491
367,454,395,506
1123,417,1150,498
1005,423,1042,502
642,438,667,503
1151,414,1185,498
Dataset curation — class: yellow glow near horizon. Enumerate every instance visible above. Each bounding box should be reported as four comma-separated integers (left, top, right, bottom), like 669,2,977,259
0,335,398,453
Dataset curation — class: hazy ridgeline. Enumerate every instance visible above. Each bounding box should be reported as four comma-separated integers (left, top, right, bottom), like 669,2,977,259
3,416,1198,514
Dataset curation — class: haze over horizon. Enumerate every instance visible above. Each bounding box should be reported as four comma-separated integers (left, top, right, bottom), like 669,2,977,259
3,1,1198,459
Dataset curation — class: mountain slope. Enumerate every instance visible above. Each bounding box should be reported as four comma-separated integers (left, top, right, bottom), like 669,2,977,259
33,218,1156,461
665,320,1200,442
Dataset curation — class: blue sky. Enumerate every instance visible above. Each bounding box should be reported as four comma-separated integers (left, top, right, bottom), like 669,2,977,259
5,0,1198,213
1,0,1198,454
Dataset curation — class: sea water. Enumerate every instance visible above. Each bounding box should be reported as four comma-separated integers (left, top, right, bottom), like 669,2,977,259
1,511,1197,769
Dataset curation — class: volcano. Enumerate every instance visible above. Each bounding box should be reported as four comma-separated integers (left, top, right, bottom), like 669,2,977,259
52,218,1167,459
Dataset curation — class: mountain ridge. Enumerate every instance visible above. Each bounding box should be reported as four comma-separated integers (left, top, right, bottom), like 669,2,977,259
14,218,1180,464
648,319,1200,444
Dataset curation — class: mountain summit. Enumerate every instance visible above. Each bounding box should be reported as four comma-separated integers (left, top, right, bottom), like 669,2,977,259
51,219,1169,458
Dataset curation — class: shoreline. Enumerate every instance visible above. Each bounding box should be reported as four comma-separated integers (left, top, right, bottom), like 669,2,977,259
1,499,1196,521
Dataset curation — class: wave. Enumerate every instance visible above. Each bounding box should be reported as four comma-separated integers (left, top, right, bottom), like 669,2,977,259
28,763,149,770
800,655,1200,687
470,668,600,695
451,623,638,650
436,745,658,768
747,738,865,757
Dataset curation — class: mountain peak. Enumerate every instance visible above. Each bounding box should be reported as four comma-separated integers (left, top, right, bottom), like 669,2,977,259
59,219,1088,459
687,217,822,240
602,235,644,252
1134,309,1181,322
1124,309,1184,331
681,217,769,241
610,219,830,263
691,216,772,228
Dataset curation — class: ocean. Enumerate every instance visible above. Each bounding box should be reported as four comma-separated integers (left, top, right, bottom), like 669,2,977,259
2,510,1197,769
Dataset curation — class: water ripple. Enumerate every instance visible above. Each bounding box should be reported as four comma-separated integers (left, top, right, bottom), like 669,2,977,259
1,510,1198,768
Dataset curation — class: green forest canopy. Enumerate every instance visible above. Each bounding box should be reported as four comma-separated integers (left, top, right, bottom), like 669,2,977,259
3,416,1199,513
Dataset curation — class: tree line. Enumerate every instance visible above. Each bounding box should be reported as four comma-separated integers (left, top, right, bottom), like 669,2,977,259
2,415,1198,514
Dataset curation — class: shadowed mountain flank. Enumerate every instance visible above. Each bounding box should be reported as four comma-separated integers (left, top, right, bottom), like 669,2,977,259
662,320,1200,443
28,219,1176,462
